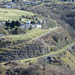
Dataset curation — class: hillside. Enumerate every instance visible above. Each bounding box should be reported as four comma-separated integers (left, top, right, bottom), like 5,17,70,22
1,40,75,75
0,26,73,62
0,0,75,75
27,2,75,40
0,8,34,21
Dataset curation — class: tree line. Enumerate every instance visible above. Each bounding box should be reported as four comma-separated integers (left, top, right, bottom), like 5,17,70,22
5,20,21,29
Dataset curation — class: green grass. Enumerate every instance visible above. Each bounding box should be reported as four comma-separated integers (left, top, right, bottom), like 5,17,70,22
5,28,53,41
0,8,34,21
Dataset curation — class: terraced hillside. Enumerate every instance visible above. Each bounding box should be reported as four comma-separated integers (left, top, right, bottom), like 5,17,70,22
20,42,75,70
0,27,73,62
1,41,75,75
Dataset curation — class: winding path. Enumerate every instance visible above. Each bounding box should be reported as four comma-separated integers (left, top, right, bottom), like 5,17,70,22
18,42,75,62
28,27,58,43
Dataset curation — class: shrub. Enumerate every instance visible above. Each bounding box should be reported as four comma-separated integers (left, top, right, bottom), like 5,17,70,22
31,21,35,25
28,26,32,30
51,47,54,51
15,28,19,34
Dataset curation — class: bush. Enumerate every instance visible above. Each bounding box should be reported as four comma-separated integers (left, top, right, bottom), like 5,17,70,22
51,47,54,51
15,28,19,34
28,26,32,30
9,27,26,35
31,21,35,25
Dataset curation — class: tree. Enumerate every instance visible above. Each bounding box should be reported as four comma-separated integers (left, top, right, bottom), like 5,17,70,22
31,21,35,25
5,21,9,27
15,27,19,34
5,20,21,29
5,21,11,27
29,26,32,30
11,21,16,28
15,21,21,27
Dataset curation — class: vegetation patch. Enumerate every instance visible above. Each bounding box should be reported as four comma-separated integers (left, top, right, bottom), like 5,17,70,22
4,28,52,41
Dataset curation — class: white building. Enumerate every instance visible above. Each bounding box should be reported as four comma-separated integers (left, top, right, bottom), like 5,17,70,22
21,19,25,21
35,24,42,28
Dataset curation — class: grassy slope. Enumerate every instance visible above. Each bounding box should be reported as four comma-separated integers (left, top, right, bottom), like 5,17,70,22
62,50,75,70
0,28,54,52
4,28,52,41
0,8,34,21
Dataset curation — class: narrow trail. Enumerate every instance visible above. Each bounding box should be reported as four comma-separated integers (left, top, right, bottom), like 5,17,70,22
17,42,75,62
28,27,58,43
34,27,58,41
3,27,74,63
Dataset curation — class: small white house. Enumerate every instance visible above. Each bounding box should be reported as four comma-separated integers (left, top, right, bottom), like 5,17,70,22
35,24,42,28
40,20,43,23
21,19,25,21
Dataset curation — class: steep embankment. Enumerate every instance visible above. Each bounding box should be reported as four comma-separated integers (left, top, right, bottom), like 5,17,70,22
2,43,75,75
0,27,73,62
36,42,75,70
